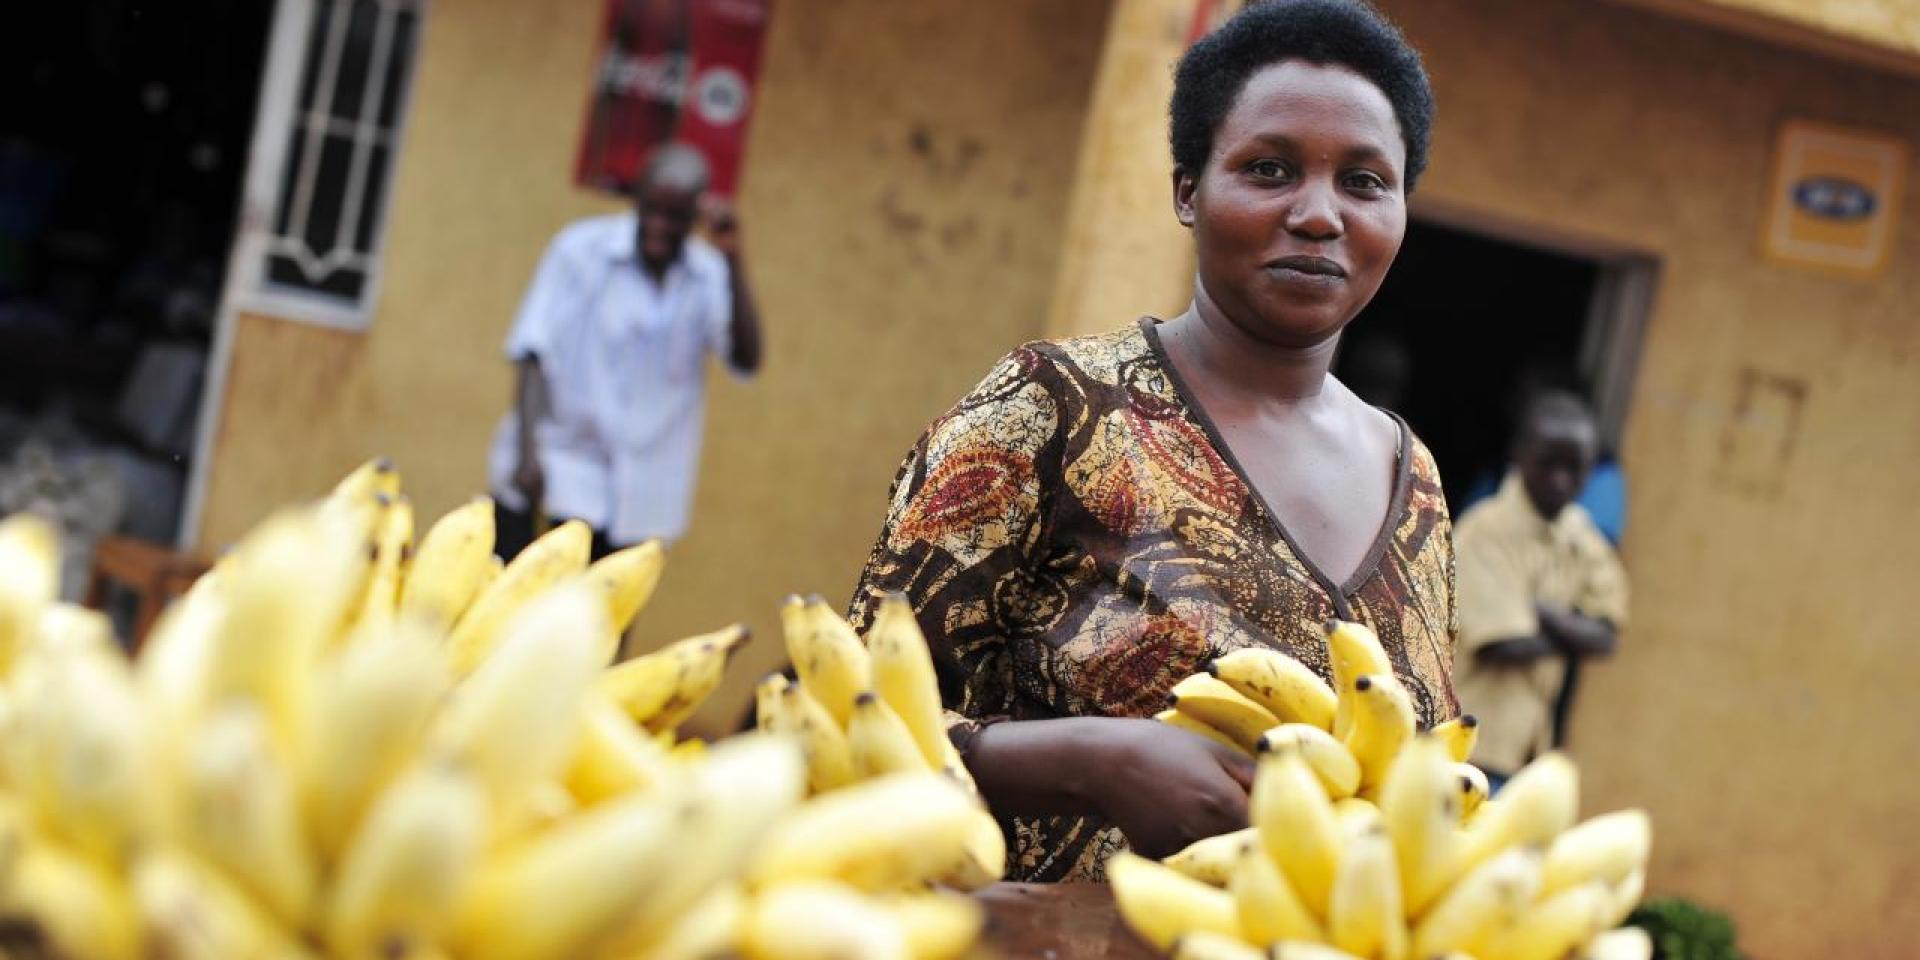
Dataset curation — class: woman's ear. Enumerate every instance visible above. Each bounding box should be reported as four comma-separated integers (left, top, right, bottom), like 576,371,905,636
1172,167,1198,228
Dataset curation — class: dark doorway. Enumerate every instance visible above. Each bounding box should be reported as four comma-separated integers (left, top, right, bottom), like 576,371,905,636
1337,219,1605,512
0,0,272,554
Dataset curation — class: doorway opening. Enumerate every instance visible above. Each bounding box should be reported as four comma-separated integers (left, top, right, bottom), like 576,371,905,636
1335,210,1658,538
0,0,273,593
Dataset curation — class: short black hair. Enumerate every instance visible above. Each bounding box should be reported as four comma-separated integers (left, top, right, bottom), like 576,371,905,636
1170,0,1435,192
1518,390,1597,446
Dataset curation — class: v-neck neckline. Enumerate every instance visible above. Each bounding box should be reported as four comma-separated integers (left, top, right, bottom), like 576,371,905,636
1138,317,1414,614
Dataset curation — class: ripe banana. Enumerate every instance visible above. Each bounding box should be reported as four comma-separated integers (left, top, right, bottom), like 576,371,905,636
331,456,400,502
1209,647,1337,731
1378,735,1461,916
585,539,666,638
563,694,676,805
935,807,1008,891
0,512,59,673
1328,825,1407,960
934,735,979,795
133,846,315,960
866,593,948,768
452,787,686,960
399,496,497,631
31,601,118,660
848,690,931,777
1474,880,1611,960
1601,867,1646,929
786,596,872,728
1229,837,1325,945
748,772,980,891
302,617,451,861
1172,930,1266,960
446,519,593,675
1270,944,1373,960
4,837,142,960
429,582,608,818
10,640,150,867
1409,846,1542,959
1343,673,1416,794
1326,619,1392,740
1169,674,1281,752
620,881,746,960
756,672,792,728
1106,851,1242,953
1580,926,1653,960
180,701,318,929
1164,826,1258,886
781,682,859,794
601,735,807,949
1458,753,1579,875
1540,809,1651,898
1333,797,1382,840
1432,714,1479,764
352,494,414,634
1251,751,1341,917
1258,722,1361,799
323,760,488,957
741,880,908,960
1455,763,1491,821
597,624,752,734
209,506,364,753
1156,708,1251,756
884,889,986,960
494,780,578,848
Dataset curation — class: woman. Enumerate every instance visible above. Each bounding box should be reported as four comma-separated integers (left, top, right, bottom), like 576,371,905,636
849,0,1457,882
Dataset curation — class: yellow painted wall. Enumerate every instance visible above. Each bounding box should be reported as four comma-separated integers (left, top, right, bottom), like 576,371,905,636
1663,0,1920,56
1046,0,1196,339
1366,1,1920,956
198,0,1111,718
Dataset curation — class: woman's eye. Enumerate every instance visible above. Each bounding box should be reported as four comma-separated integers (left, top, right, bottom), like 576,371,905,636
1249,160,1289,179
1345,171,1389,192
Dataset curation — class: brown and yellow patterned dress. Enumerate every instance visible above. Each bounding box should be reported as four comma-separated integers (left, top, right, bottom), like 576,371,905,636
848,320,1458,881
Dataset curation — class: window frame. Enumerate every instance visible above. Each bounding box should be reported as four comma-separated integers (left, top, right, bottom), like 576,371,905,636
231,0,427,330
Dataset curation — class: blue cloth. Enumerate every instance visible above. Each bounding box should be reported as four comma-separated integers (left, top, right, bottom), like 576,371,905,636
1578,459,1627,546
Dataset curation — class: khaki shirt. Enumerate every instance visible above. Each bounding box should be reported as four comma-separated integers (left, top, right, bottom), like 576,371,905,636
1452,473,1629,773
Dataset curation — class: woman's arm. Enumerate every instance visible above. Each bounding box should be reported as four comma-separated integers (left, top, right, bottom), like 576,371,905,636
969,716,1255,859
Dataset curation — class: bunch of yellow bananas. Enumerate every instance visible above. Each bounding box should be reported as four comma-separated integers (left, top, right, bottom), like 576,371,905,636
1119,621,1652,960
751,594,1007,895
0,459,989,960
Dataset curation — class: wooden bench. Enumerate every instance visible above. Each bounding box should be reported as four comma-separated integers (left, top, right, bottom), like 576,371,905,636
83,535,212,650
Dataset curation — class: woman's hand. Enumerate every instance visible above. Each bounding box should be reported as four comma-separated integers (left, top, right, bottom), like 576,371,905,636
967,716,1255,860
1093,718,1255,858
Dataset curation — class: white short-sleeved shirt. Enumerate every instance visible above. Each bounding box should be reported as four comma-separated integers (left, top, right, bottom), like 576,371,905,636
487,213,746,546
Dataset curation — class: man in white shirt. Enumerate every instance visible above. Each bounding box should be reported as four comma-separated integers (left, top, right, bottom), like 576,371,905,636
487,143,762,559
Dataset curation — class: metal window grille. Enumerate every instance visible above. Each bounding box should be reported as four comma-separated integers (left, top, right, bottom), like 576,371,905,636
261,0,421,311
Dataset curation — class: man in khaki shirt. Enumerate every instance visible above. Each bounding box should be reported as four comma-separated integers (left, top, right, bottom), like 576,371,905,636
1452,392,1629,787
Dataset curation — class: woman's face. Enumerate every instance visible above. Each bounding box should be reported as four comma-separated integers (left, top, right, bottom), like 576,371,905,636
1176,60,1408,348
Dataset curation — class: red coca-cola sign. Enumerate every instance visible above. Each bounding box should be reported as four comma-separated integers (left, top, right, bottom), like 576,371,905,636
574,0,772,198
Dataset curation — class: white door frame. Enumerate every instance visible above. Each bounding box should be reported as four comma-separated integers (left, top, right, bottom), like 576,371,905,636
179,0,426,549
179,0,314,550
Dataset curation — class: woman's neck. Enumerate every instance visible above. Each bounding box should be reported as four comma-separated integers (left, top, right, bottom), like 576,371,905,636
1158,296,1341,406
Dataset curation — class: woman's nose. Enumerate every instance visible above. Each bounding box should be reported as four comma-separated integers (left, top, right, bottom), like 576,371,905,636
1284,180,1343,241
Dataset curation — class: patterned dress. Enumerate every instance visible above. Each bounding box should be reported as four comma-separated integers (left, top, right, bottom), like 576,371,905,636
848,320,1459,881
